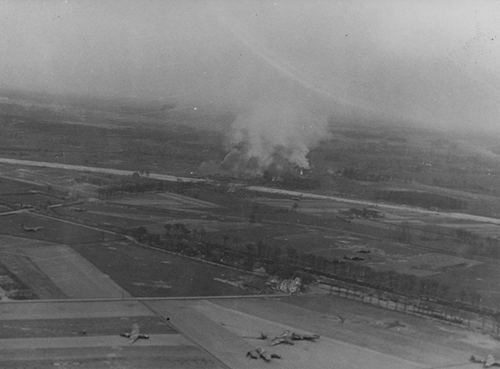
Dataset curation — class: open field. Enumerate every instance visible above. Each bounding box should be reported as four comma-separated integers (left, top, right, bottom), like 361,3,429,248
0,211,266,299
186,300,422,369
0,299,226,369
147,296,497,369
0,346,224,369
2,90,500,367
0,192,61,208
0,212,114,244
379,252,481,277
1,161,500,306
0,300,152,320
146,219,261,235
20,243,129,298
0,177,46,194
3,296,496,368
70,240,266,297
0,316,175,338
0,235,128,299
254,197,348,215
0,176,270,299
110,195,215,213
52,202,176,229
0,248,64,299
226,298,488,368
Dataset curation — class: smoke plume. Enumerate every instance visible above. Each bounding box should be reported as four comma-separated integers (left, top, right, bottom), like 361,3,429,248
2,0,500,166
220,102,329,176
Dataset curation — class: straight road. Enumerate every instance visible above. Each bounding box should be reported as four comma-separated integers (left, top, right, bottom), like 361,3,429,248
1,156,499,225
0,157,205,183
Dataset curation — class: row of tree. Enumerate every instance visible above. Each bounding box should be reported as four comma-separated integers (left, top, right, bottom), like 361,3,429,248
127,223,483,311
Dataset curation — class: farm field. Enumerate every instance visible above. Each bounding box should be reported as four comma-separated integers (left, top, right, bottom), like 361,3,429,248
20,243,129,298
0,181,269,299
146,219,262,235
0,90,500,368
432,260,500,307
0,299,226,369
0,212,113,244
53,202,176,230
1,163,500,306
0,316,175,339
0,95,499,338
111,192,219,211
254,197,348,214
70,240,267,297
0,177,46,194
3,6,500,367
0,192,62,208
0,235,128,299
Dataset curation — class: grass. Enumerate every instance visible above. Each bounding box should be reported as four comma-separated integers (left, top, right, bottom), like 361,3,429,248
0,213,114,244
0,315,175,339
70,240,267,297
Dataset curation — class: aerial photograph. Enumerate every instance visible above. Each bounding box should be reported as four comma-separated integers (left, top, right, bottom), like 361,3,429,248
0,1,500,368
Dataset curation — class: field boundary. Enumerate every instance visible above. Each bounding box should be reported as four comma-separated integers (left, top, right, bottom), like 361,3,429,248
0,294,287,304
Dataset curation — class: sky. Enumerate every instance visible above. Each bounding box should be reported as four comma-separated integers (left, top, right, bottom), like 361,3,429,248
0,0,499,133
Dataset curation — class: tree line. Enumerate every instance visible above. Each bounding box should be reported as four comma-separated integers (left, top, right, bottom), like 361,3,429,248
127,222,484,312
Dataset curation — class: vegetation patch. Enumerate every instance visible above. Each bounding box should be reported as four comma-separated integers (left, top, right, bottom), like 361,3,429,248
375,190,467,210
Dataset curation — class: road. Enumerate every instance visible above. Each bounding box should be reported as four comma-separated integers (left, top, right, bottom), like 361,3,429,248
0,208,32,216
0,157,205,183
246,185,500,225
1,156,500,225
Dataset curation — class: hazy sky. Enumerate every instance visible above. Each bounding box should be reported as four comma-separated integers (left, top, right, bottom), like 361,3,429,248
1,0,499,131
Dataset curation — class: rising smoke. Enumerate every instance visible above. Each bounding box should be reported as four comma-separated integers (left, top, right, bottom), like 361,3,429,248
2,0,499,171
220,102,329,176
203,2,336,177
